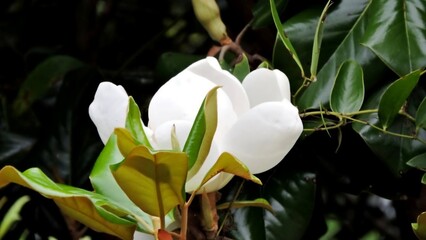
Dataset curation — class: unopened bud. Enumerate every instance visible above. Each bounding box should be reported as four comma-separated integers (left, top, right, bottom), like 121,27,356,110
192,0,232,45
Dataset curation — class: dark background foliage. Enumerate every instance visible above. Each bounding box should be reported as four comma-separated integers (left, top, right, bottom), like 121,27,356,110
1,0,425,239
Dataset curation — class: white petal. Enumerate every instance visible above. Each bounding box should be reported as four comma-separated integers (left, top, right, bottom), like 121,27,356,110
185,141,234,193
242,69,291,107
221,100,303,174
148,69,238,143
186,57,250,115
89,82,129,144
148,71,216,131
152,120,192,150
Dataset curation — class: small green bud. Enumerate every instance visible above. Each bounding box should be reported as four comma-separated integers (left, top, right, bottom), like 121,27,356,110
192,0,232,45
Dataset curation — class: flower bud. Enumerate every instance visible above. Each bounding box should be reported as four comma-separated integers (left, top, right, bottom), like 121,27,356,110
192,0,232,45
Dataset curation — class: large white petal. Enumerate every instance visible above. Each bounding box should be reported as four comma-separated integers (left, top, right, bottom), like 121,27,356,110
148,70,238,143
148,71,216,131
221,100,303,174
242,69,291,107
184,57,250,115
89,82,129,144
152,120,192,150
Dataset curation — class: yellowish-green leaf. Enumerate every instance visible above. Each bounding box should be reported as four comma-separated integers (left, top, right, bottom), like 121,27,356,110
115,128,138,157
111,146,188,221
197,152,262,192
186,87,219,178
0,166,136,240
413,212,426,239
89,134,154,234
0,195,30,239
54,197,133,238
216,198,273,212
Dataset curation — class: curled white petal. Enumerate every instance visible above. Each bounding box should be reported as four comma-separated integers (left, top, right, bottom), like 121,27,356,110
221,100,303,174
181,57,250,116
89,82,129,144
242,69,291,107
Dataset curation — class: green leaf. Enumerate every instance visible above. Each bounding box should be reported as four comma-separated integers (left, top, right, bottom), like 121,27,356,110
362,0,426,76
198,152,261,192
270,0,305,78
330,60,364,114
416,97,426,130
0,195,30,239
378,70,420,129
272,1,368,93
251,0,288,29
232,54,250,82
263,171,316,240
413,212,426,239
231,170,316,240
297,0,388,110
12,55,84,116
89,134,154,233
111,145,187,220
184,87,219,177
407,153,426,170
115,128,138,157
125,97,152,149
216,198,273,212
353,86,426,176
0,166,136,240
310,0,333,79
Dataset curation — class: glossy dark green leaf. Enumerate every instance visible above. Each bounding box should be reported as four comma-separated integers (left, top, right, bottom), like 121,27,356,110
378,70,420,129
125,97,152,148
251,0,288,29
416,97,426,130
296,0,387,110
231,170,316,240
406,153,426,170
353,86,426,176
232,54,250,82
272,0,370,96
330,60,364,114
12,55,84,116
263,171,316,240
362,0,426,76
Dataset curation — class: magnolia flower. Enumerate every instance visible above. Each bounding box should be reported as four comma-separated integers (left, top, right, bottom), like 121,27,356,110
89,57,303,193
